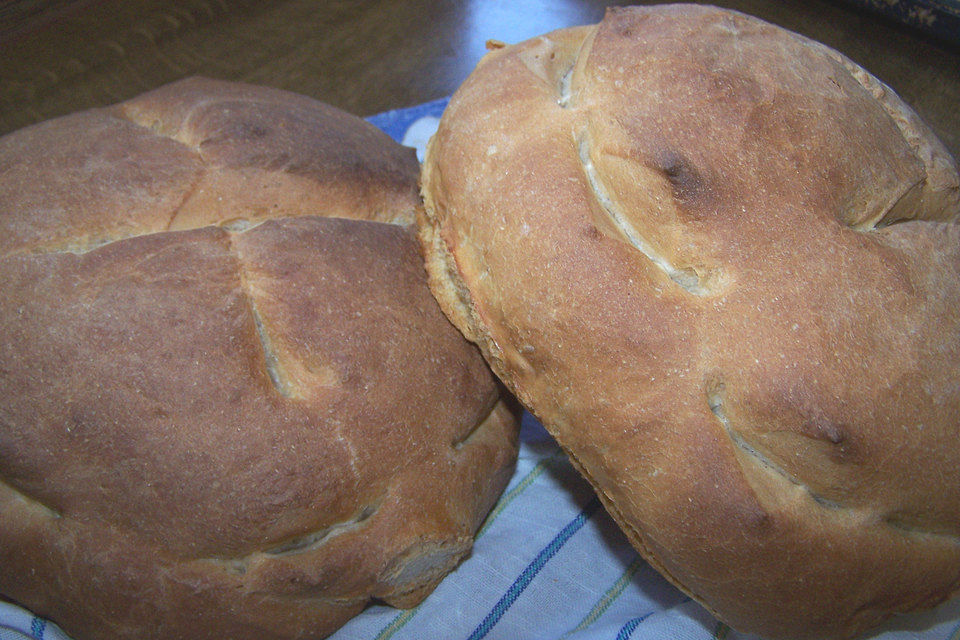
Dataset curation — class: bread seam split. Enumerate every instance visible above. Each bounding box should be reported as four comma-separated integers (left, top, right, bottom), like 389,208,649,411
263,592,371,606
452,397,504,450
226,230,297,399
882,515,960,545
164,166,208,232
116,99,238,157
707,389,843,510
708,389,960,545
851,176,924,231
0,477,62,519
576,133,706,295
9,218,271,259
197,501,383,577
555,24,597,110
13,234,141,257
263,503,380,556
557,67,574,108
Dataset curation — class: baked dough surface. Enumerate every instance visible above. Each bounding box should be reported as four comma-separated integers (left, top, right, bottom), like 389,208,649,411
0,77,518,640
419,5,960,639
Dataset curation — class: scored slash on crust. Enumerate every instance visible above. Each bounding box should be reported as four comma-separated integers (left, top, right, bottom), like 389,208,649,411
550,25,710,296
557,67,574,109
0,478,62,519
9,217,300,402
227,229,299,399
706,384,842,511
263,503,381,557
708,383,960,545
576,133,707,295
452,397,508,450
12,217,270,258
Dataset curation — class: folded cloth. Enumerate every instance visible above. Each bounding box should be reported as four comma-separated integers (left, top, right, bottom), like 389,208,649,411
3,99,960,640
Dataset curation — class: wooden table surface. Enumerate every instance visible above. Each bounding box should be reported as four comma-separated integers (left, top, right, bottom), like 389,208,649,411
1,0,959,157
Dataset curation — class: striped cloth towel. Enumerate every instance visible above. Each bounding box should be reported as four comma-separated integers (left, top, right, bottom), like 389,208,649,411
3,99,959,640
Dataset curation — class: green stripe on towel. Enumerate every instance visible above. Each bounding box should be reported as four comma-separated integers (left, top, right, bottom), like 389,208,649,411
567,555,645,634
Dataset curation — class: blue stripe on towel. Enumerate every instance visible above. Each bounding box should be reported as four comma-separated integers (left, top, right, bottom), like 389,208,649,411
947,618,960,640
614,611,654,640
465,496,602,640
29,618,45,639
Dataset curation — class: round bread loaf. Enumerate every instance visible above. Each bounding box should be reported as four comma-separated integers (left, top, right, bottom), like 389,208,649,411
0,78,518,640
419,5,960,639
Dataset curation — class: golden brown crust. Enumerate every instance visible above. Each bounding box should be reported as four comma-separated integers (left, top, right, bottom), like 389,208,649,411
0,78,518,640
419,5,960,639
0,76,420,259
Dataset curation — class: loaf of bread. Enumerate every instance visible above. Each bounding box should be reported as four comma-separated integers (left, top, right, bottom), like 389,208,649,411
418,5,960,639
0,77,518,640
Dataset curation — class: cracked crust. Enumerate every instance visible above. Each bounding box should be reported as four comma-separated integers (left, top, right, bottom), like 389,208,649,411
0,78,519,640
419,5,960,640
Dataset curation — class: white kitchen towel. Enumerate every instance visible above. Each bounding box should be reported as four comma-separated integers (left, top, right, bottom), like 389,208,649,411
2,98,958,640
